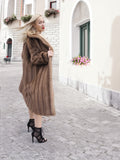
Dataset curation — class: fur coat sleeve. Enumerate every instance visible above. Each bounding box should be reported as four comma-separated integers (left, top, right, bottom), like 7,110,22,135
26,37,49,65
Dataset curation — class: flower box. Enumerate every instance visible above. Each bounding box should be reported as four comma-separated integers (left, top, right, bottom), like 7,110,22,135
4,14,17,25
21,15,32,23
44,8,59,18
3,56,11,63
72,56,90,65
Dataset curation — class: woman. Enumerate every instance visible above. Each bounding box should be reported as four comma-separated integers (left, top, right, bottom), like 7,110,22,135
17,14,56,143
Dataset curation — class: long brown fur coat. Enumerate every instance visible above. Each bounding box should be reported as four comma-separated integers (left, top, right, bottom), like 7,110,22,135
19,33,56,116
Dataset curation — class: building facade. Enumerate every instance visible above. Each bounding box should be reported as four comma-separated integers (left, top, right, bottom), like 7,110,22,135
59,0,120,109
0,0,120,110
0,0,60,65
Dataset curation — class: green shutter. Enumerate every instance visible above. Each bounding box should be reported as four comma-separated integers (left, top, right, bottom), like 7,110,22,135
80,21,90,58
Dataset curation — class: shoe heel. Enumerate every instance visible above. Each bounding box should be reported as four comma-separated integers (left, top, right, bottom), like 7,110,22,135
32,134,34,143
27,125,29,132
27,119,35,133
32,127,47,143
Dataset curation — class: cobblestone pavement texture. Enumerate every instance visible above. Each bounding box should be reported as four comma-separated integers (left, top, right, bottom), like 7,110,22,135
0,62,120,160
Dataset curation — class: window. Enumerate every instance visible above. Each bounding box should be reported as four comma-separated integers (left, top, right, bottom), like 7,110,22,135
7,0,15,17
50,1,57,9
80,21,90,58
25,4,32,15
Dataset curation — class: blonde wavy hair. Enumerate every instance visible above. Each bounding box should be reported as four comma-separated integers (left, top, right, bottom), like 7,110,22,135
13,14,54,52
13,14,43,43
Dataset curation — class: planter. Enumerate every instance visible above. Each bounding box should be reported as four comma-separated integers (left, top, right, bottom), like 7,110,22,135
4,14,17,25
3,56,11,63
44,8,59,18
21,15,32,23
72,56,91,65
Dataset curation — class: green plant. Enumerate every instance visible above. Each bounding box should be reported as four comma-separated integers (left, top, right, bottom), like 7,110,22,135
44,8,59,18
4,14,17,25
21,15,32,23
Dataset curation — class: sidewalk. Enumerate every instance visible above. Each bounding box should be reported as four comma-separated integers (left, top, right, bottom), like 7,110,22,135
0,62,120,160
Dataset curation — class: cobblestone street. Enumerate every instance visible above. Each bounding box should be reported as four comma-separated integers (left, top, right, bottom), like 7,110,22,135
0,62,120,160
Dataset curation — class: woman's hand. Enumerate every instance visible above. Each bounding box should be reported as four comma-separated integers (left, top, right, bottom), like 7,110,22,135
48,48,54,57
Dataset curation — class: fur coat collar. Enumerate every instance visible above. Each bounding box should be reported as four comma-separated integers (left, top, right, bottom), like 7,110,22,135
26,32,54,52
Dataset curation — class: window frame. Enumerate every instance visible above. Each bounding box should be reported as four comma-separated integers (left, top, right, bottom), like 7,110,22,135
80,21,90,58
25,3,32,15
50,1,57,9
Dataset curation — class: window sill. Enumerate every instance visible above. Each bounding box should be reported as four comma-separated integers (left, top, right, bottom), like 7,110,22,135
74,18,90,27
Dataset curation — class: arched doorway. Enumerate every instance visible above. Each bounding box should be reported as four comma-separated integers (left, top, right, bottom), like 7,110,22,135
71,0,91,59
6,38,12,57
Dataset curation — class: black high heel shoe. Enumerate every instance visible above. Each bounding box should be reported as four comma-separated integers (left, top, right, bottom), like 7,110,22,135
31,127,47,143
27,119,35,132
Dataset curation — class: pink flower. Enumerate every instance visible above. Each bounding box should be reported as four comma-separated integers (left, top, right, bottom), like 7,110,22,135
72,56,90,65
77,57,80,62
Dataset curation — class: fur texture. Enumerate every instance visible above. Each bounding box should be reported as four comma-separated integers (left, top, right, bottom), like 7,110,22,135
19,33,56,116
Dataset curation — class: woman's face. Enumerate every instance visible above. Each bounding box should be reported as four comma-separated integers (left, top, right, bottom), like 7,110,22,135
34,16,45,33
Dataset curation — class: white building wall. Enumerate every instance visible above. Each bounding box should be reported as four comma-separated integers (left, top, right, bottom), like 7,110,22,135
0,0,25,61
59,0,120,109
0,0,60,65
36,0,60,65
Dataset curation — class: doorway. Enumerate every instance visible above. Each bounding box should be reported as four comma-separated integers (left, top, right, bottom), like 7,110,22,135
6,38,12,57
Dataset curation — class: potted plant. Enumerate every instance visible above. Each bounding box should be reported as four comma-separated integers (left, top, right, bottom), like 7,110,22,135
72,56,91,65
44,8,59,18
21,15,32,23
3,55,11,63
4,14,17,25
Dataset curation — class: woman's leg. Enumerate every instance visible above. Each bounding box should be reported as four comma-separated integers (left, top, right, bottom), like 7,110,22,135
28,108,42,127
32,114,47,143
28,109,34,119
34,114,42,128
